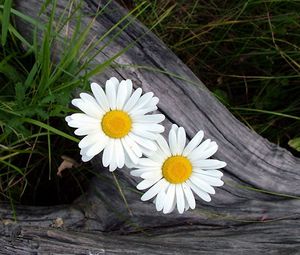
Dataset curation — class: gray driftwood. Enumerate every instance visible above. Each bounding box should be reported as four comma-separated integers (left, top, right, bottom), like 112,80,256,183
1,0,300,254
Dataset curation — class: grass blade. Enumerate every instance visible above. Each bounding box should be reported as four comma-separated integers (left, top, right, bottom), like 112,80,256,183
231,107,300,121
288,137,300,152
1,0,12,46
22,118,79,143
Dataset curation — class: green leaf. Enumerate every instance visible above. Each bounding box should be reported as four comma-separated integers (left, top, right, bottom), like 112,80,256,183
0,56,23,83
49,105,69,117
1,0,12,46
288,137,300,152
15,82,25,105
24,62,39,89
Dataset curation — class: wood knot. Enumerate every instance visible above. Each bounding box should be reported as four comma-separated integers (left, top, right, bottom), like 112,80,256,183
51,217,64,228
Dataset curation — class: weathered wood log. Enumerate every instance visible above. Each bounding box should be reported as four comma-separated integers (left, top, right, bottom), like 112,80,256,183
1,0,300,254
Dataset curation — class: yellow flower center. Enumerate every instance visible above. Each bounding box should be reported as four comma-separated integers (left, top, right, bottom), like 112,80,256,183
101,110,132,138
162,156,192,184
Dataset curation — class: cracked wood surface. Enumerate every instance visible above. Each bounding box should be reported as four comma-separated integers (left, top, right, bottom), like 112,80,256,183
1,0,299,254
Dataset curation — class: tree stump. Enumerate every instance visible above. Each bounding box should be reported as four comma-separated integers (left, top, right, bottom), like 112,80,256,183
1,0,300,254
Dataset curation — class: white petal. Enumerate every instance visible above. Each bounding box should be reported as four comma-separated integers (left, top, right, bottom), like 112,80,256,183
163,184,176,214
130,106,158,116
102,139,114,167
196,138,212,152
168,200,177,214
132,128,158,140
121,138,139,165
80,145,91,156
139,146,156,157
141,178,166,201
109,137,119,172
182,130,204,156
155,187,166,212
137,176,161,190
74,127,99,136
123,88,142,112
124,152,135,168
182,182,196,209
130,169,147,177
132,114,165,123
176,184,185,214
124,136,142,157
155,181,169,211
138,158,161,167
208,170,224,177
141,171,162,180
86,137,108,157
67,120,98,129
68,120,101,132
194,173,224,187
195,142,218,160
190,175,215,194
188,139,212,161
80,93,104,115
130,167,161,177
130,96,159,115
193,168,224,178
193,159,226,169
184,194,190,211
78,132,105,149
81,154,94,162
105,77,118,109
116,80,128,110
171,124,178,132
168,129,178,155
129,133,157,151
79,143,91,153
71,99,102,118
130,92,154,113
133,123,164,133
91,82,110,111
124,79,133,102
147,96,159,107
115,139,125,168
109,160,118,172
109,77,119,88
186,179,211,202
65,116,72,122
67,113,99,123
148,150,166,163
177,127,186,155
156,134,171,157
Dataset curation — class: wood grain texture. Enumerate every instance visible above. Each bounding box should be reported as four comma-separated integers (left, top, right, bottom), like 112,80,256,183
1,0,299,254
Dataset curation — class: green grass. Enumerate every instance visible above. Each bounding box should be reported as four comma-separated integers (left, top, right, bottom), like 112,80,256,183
0,0,173,206
130,0,300,154
0,0,99,205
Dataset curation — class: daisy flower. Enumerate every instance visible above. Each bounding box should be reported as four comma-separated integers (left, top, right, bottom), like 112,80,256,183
131,125,226,214
65,77,165,171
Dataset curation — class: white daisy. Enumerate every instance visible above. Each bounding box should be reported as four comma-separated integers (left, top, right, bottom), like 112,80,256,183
65,77,165,171
131,125,226,214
